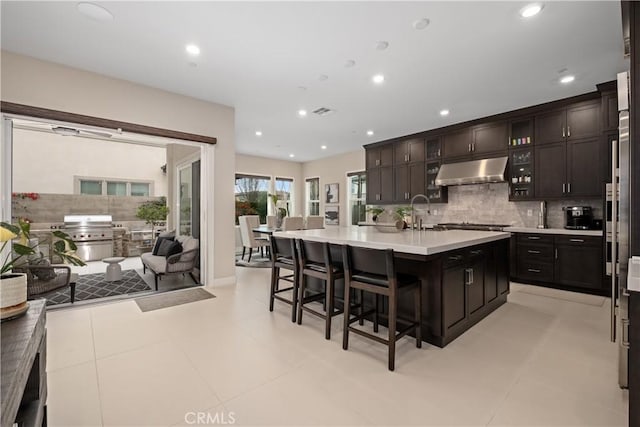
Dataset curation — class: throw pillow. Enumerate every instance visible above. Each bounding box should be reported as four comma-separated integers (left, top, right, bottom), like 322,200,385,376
165,240,183,259
30,258,57,281
153,236,174,255
156,239,175,257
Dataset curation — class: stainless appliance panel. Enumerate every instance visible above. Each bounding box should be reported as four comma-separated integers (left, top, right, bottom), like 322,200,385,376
75,240,114,262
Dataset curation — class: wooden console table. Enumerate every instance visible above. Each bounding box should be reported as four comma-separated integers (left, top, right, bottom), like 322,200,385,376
1,299,47,427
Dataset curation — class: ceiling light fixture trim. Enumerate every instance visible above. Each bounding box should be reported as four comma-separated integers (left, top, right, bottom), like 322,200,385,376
77,2,114,22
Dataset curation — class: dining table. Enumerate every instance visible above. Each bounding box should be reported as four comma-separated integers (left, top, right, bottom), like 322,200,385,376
252,225,280,236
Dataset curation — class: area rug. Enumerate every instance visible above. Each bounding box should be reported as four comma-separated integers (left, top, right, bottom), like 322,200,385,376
45,269,152,306
135,288,215,312
235,254,271,268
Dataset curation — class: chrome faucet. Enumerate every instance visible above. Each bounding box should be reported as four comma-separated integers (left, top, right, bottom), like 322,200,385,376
410,194,431,230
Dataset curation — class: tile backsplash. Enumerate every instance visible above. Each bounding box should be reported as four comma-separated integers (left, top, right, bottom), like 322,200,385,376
378,183,603,229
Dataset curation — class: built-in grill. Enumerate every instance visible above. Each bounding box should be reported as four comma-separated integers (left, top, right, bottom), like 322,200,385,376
433,222,510,232
63,215,114,261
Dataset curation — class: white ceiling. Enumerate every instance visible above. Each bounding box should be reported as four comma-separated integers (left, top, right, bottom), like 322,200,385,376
0,1,627,162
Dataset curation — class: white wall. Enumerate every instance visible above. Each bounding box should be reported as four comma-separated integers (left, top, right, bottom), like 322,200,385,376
1,51,236,284
235,154,304,215
12,128,167,195
302,149,366,226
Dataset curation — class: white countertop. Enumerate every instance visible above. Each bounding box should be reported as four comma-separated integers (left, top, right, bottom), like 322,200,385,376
504,227,603,237
274,227,510,256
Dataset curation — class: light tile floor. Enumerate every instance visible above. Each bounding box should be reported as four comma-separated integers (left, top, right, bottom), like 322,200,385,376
46,266,629,426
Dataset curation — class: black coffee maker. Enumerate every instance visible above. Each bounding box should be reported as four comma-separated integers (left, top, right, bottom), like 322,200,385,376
564,206,593,230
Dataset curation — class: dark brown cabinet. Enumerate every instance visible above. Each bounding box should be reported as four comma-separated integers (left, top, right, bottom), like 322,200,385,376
394,138,425,164
509,117,534,147
442,247,487,335
536,101,600,145
554,235,603,290
366,166,393,204
443,128,472,160
535,136,602,199
366,144,393,169
513,232,604,294
535,143,566,198
601,91,619,132
472,121,508,155
393,162,425,202
509,147,534,200
425,137,447,203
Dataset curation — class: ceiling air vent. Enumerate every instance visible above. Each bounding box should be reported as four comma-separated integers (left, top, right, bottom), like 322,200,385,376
312,107,334,117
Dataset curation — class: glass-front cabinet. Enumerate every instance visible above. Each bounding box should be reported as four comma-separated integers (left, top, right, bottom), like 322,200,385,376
509,147,534,200
425,137,448,203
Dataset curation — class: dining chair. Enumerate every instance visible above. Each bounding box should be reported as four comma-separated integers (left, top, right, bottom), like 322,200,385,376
266,215,277,229
282,216,304,231
239,215,270,262
304,216,324,229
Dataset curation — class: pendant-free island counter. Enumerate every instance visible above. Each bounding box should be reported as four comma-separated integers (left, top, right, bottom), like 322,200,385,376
273,227,510,347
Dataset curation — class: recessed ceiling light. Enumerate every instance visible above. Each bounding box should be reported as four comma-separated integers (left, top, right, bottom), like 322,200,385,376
321,145,327,150
298,109,307,117
185,44,200,56
376,41,389,51
560,75,575,84
440,109,450,116
520,3,543,18
289,154,295,158
413,18,430,30
77,2,113,22
372,74,385,84
318,74,328,82
367,130,374,136
344,59,356,68
255,131,262,136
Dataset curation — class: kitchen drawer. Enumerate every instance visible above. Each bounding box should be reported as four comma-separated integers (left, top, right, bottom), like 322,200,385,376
517,233,554,245
443,251,466,269
517,260,554,282
517,243,554,261
554,235,601,247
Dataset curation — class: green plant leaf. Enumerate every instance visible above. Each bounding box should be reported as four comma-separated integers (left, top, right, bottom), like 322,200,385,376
12,243,35,256
1,222,20,235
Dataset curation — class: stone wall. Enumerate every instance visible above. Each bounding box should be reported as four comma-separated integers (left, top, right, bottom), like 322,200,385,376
12,193,164,223
381,182,603,229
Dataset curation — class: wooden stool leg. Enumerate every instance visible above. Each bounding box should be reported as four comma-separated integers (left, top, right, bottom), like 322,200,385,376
290,269,298,323
342,279,351,350
297,273,306,325
325,277,334,340
269,266,278,312
388,292,397,372
373,294,380,333
415,283,422,348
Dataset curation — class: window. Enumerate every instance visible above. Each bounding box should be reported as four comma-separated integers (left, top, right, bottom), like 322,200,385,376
306,177,320,216
77,177,153,196
347,172,366,225
275,177,293,216
235,174,270,224
80,180,102,195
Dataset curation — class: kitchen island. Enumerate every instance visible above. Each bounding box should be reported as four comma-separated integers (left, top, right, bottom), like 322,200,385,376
274,227,510,347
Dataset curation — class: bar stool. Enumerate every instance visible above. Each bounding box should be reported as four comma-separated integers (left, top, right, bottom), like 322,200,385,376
296,239,344,340
342,245,422,371
269,236,299,322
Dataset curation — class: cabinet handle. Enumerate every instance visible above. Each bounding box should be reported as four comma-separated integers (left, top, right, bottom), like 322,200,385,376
468,143,471,152
527,236,541,240
448,255,463,262
528,268,541,273
465,268,473,285
555,248,558,259
470,268,474,284
527,250,541,254
567,126,571,137
470,249,483,256
562,126,565,137
405,154,409,162
562,183,566,194
376,159,380,166
569,238,584,243
567,183,571,193
472,143,476,152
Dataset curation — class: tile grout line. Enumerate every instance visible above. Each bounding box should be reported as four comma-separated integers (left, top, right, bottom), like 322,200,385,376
89,308,106,427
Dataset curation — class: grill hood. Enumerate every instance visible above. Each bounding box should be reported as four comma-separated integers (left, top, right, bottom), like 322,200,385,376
435,156,508,186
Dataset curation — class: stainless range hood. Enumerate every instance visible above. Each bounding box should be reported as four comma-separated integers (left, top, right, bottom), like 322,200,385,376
435,156,508,186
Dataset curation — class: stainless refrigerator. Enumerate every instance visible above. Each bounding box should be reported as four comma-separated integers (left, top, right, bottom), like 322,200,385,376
609,70,630,388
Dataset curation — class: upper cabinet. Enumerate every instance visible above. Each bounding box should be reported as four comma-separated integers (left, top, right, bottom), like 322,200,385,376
394,138,425,164
366,144,393,168
472,121,509,155
601,90,619,132
442,128,472,160
536,101,600,145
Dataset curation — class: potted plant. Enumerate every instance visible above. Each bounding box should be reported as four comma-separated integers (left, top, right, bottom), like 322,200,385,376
136,198,170,239
1,220,84,320
268,193,288,228
366,207,385,222
394,206,413,229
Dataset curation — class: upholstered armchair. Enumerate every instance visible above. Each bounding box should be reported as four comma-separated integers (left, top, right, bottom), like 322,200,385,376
15,264,76,303
141,235,200,290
